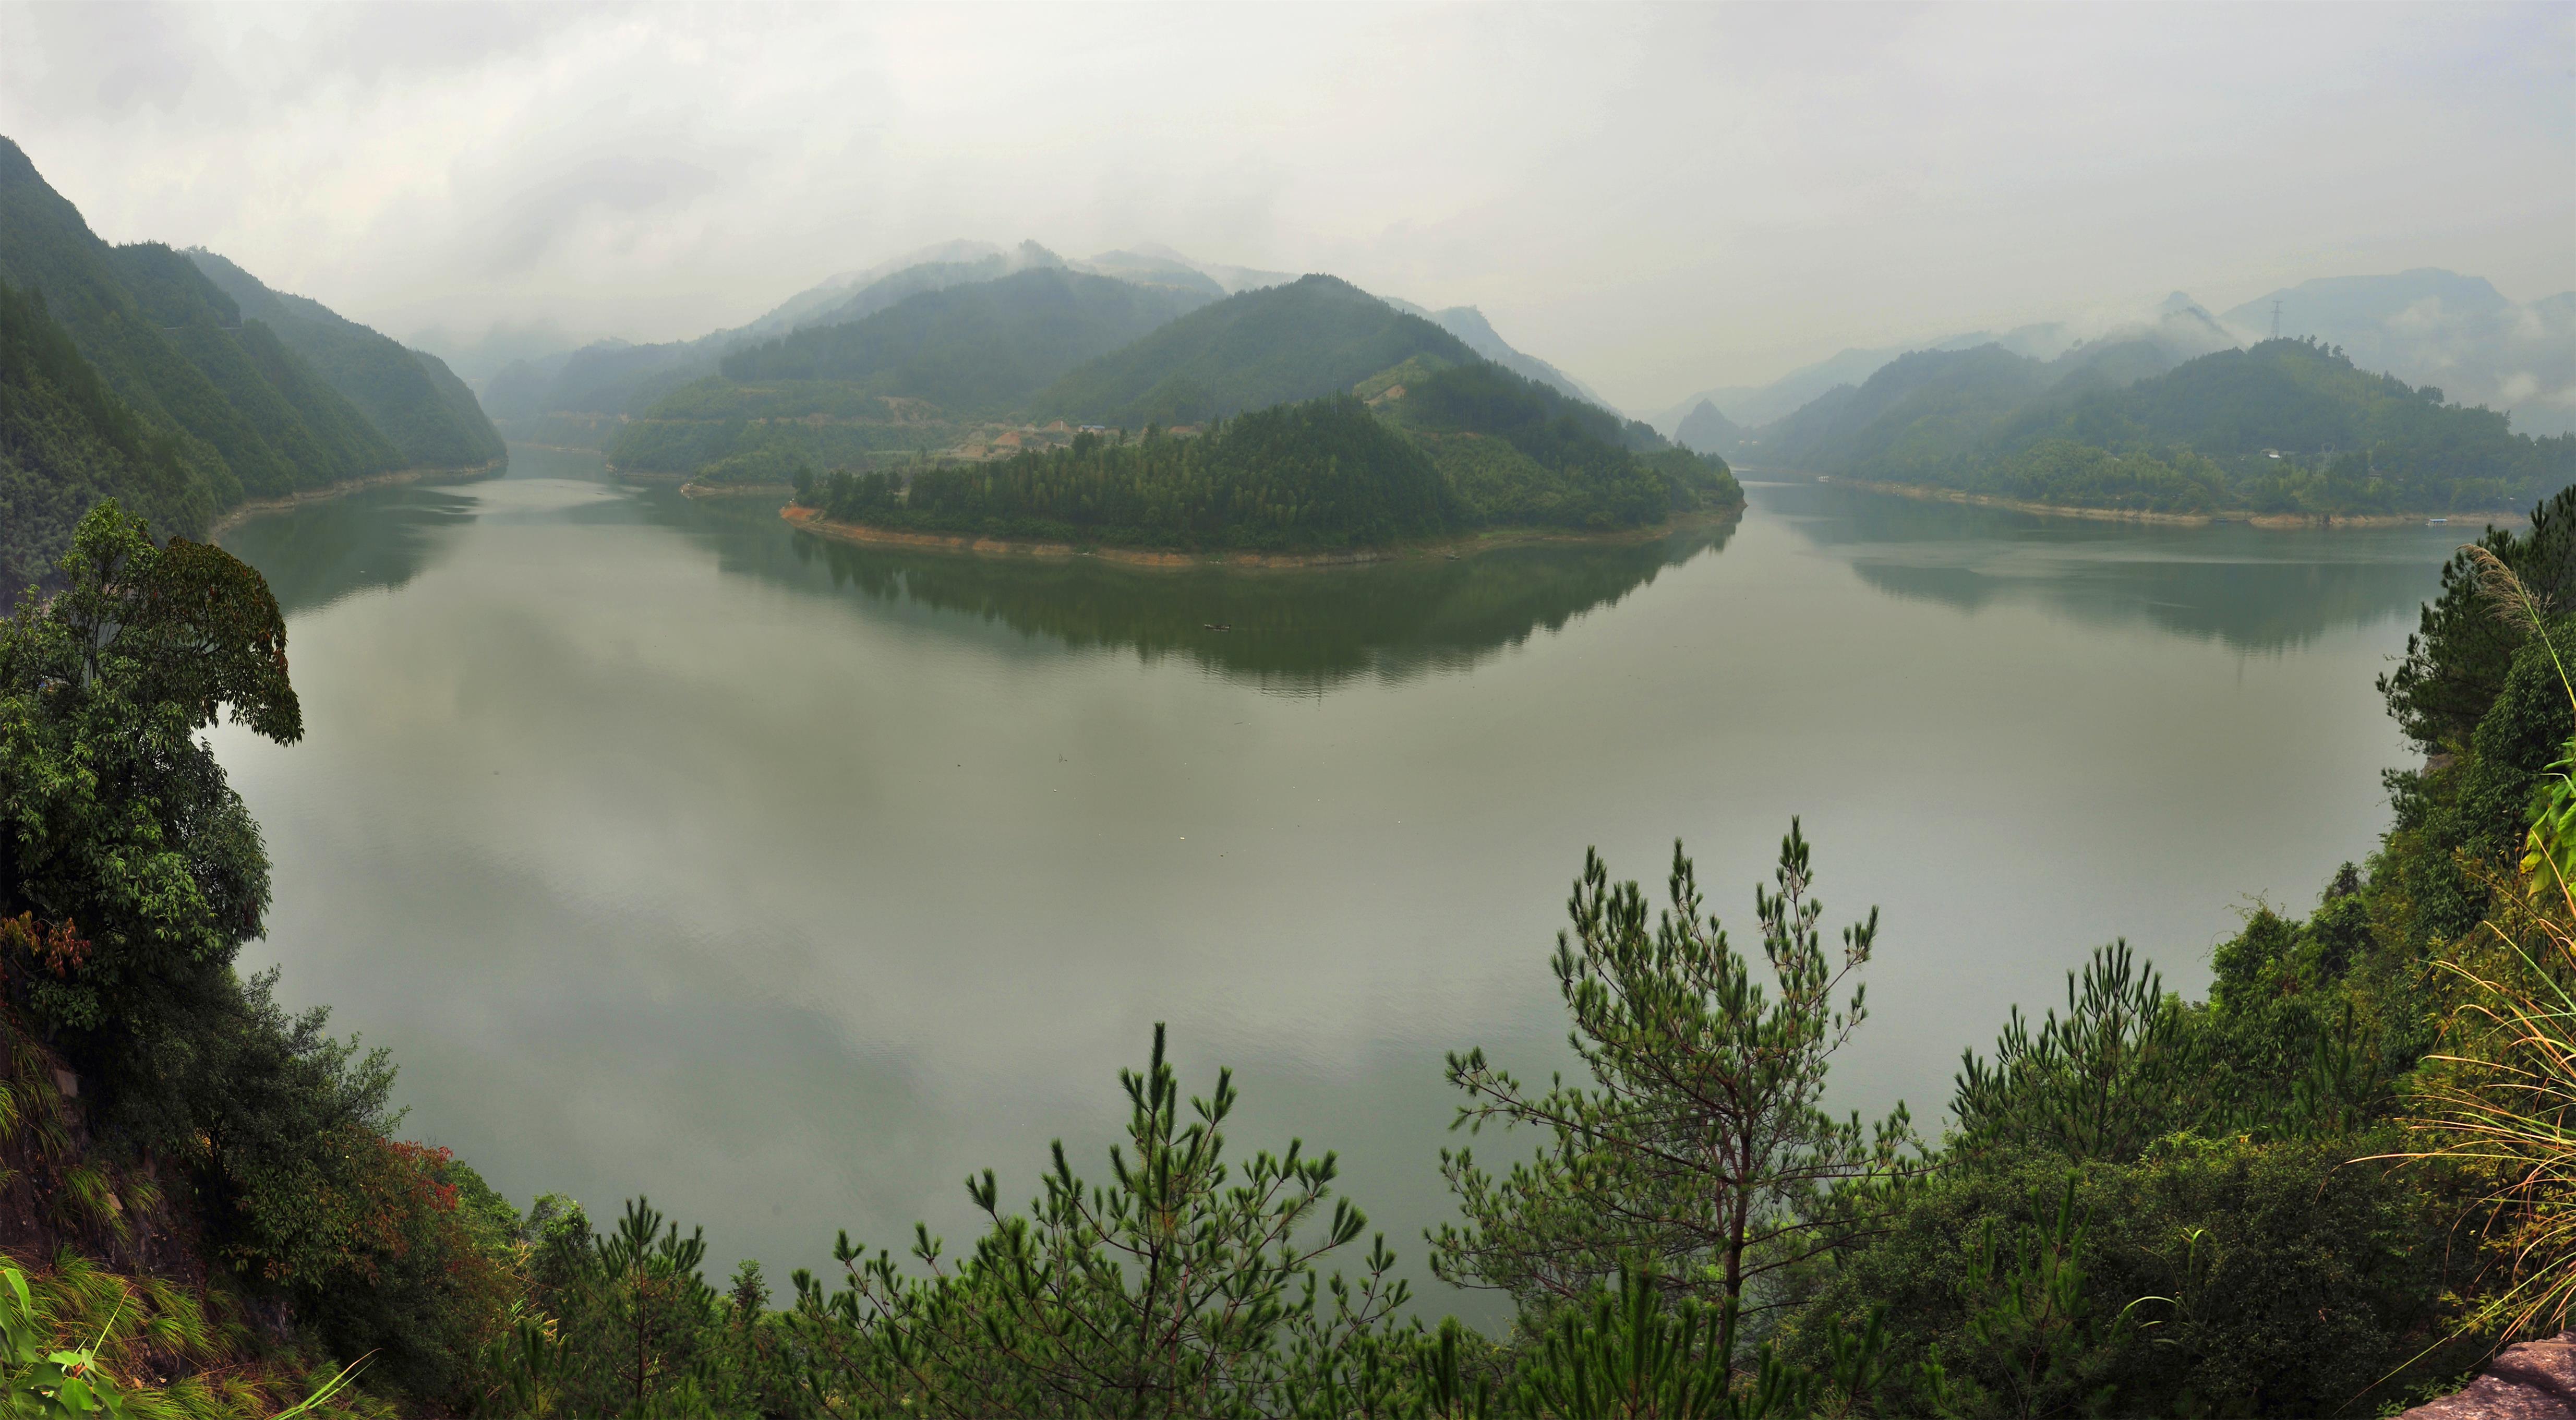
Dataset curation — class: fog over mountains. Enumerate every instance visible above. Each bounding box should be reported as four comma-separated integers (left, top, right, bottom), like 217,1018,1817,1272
1655,273,2576,452
443,240,1614,438
437,246,2575,466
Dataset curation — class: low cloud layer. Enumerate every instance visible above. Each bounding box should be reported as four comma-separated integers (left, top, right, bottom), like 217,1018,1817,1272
3,1,2568,409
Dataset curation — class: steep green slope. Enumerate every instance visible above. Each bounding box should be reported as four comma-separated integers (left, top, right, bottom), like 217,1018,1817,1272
1033,275,1479,428
0,280,209,592
184,248,503,469
0,137,399,501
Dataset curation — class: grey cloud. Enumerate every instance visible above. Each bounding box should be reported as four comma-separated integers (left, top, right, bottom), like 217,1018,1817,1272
1,1,2566,411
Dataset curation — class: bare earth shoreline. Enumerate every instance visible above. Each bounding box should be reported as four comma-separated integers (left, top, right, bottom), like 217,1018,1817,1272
1807,475,2527,530
779,502,1746,570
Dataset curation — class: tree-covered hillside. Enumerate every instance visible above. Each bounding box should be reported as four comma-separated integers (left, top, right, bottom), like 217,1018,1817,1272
185,248,504,470
1752,335,2576,515
796,370,1738,551
0,138,402,503
1033,274,1479,428
0,280,210,592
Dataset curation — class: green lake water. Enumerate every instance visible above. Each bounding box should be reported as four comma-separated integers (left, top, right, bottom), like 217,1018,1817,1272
211,444,2461,1320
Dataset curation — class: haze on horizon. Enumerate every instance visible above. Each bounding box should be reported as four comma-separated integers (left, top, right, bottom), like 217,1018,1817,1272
1,0,2567,412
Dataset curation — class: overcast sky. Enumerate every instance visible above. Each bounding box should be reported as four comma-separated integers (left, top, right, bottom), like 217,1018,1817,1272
3,1,2568,409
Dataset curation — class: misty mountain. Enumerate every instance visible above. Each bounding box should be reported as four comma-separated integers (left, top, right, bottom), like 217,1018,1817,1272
1065,249,1229,299
722,267,1213,404
1377,296,1611,408
0,135,402,513
184,248,503,470
461,238,1613,453
2219,269,2576,437
1657,294,2241,434
1675,400,1741,455
1033,275,1482,427
605,268,1215,477
1752,334,2574,515
474,242,1217,443
800,242,1080,330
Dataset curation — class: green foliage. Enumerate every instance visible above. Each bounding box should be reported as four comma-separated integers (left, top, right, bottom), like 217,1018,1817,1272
1033,275,1473,428
811,396,1455,550
789,1023,1413,1417
2383,485,2576,752
789,375,1736,551
1390,363,1737,530
1433,824,1913,1319
1790,1138,2469,1417
1952,943,2214,1163
0,504,298,1097
0,1266,126,1419
498,1197,766,1418
1495,1262,1891,1419
0,280,211,594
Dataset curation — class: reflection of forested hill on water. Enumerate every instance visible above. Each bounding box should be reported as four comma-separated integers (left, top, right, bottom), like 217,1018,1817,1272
213,477,491,615
668,492,1737,690
1761,479,2450,652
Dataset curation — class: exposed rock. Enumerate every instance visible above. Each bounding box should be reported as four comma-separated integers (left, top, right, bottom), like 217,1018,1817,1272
2405,1334,2576,1418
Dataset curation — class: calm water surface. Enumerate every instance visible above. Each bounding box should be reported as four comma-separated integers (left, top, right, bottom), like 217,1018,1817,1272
212,447,2460,1319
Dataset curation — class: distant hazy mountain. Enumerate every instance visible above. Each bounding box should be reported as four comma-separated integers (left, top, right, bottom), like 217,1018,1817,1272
2219,269,2576,436
1034,275,1477,427
723,267,1214,406
1742,333,2572,516
1674,399,1741,455
458,239,1611,450
1377,296,1610,409
185,249,503,470
1659,294,2240,437
1066,250,1229,299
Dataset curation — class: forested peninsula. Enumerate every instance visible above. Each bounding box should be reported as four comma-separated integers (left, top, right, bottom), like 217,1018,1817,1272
1747,335,2575,519
0,137,504,591
787,369,1738,557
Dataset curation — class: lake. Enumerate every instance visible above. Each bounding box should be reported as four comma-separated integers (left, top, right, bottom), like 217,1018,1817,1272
211,446,2460,1321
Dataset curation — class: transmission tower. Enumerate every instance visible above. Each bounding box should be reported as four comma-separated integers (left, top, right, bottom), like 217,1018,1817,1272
2271,299,2282,341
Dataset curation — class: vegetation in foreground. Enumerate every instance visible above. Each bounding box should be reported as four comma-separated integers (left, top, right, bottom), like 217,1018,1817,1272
11,485,2576,1414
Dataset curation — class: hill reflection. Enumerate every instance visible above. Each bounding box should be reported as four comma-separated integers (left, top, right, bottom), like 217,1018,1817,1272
213,478,491,616
1755,478,2457,653
676,496,1738,691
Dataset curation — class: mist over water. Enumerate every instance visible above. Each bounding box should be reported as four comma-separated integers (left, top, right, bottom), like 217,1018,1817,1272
211,448,2449,1322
